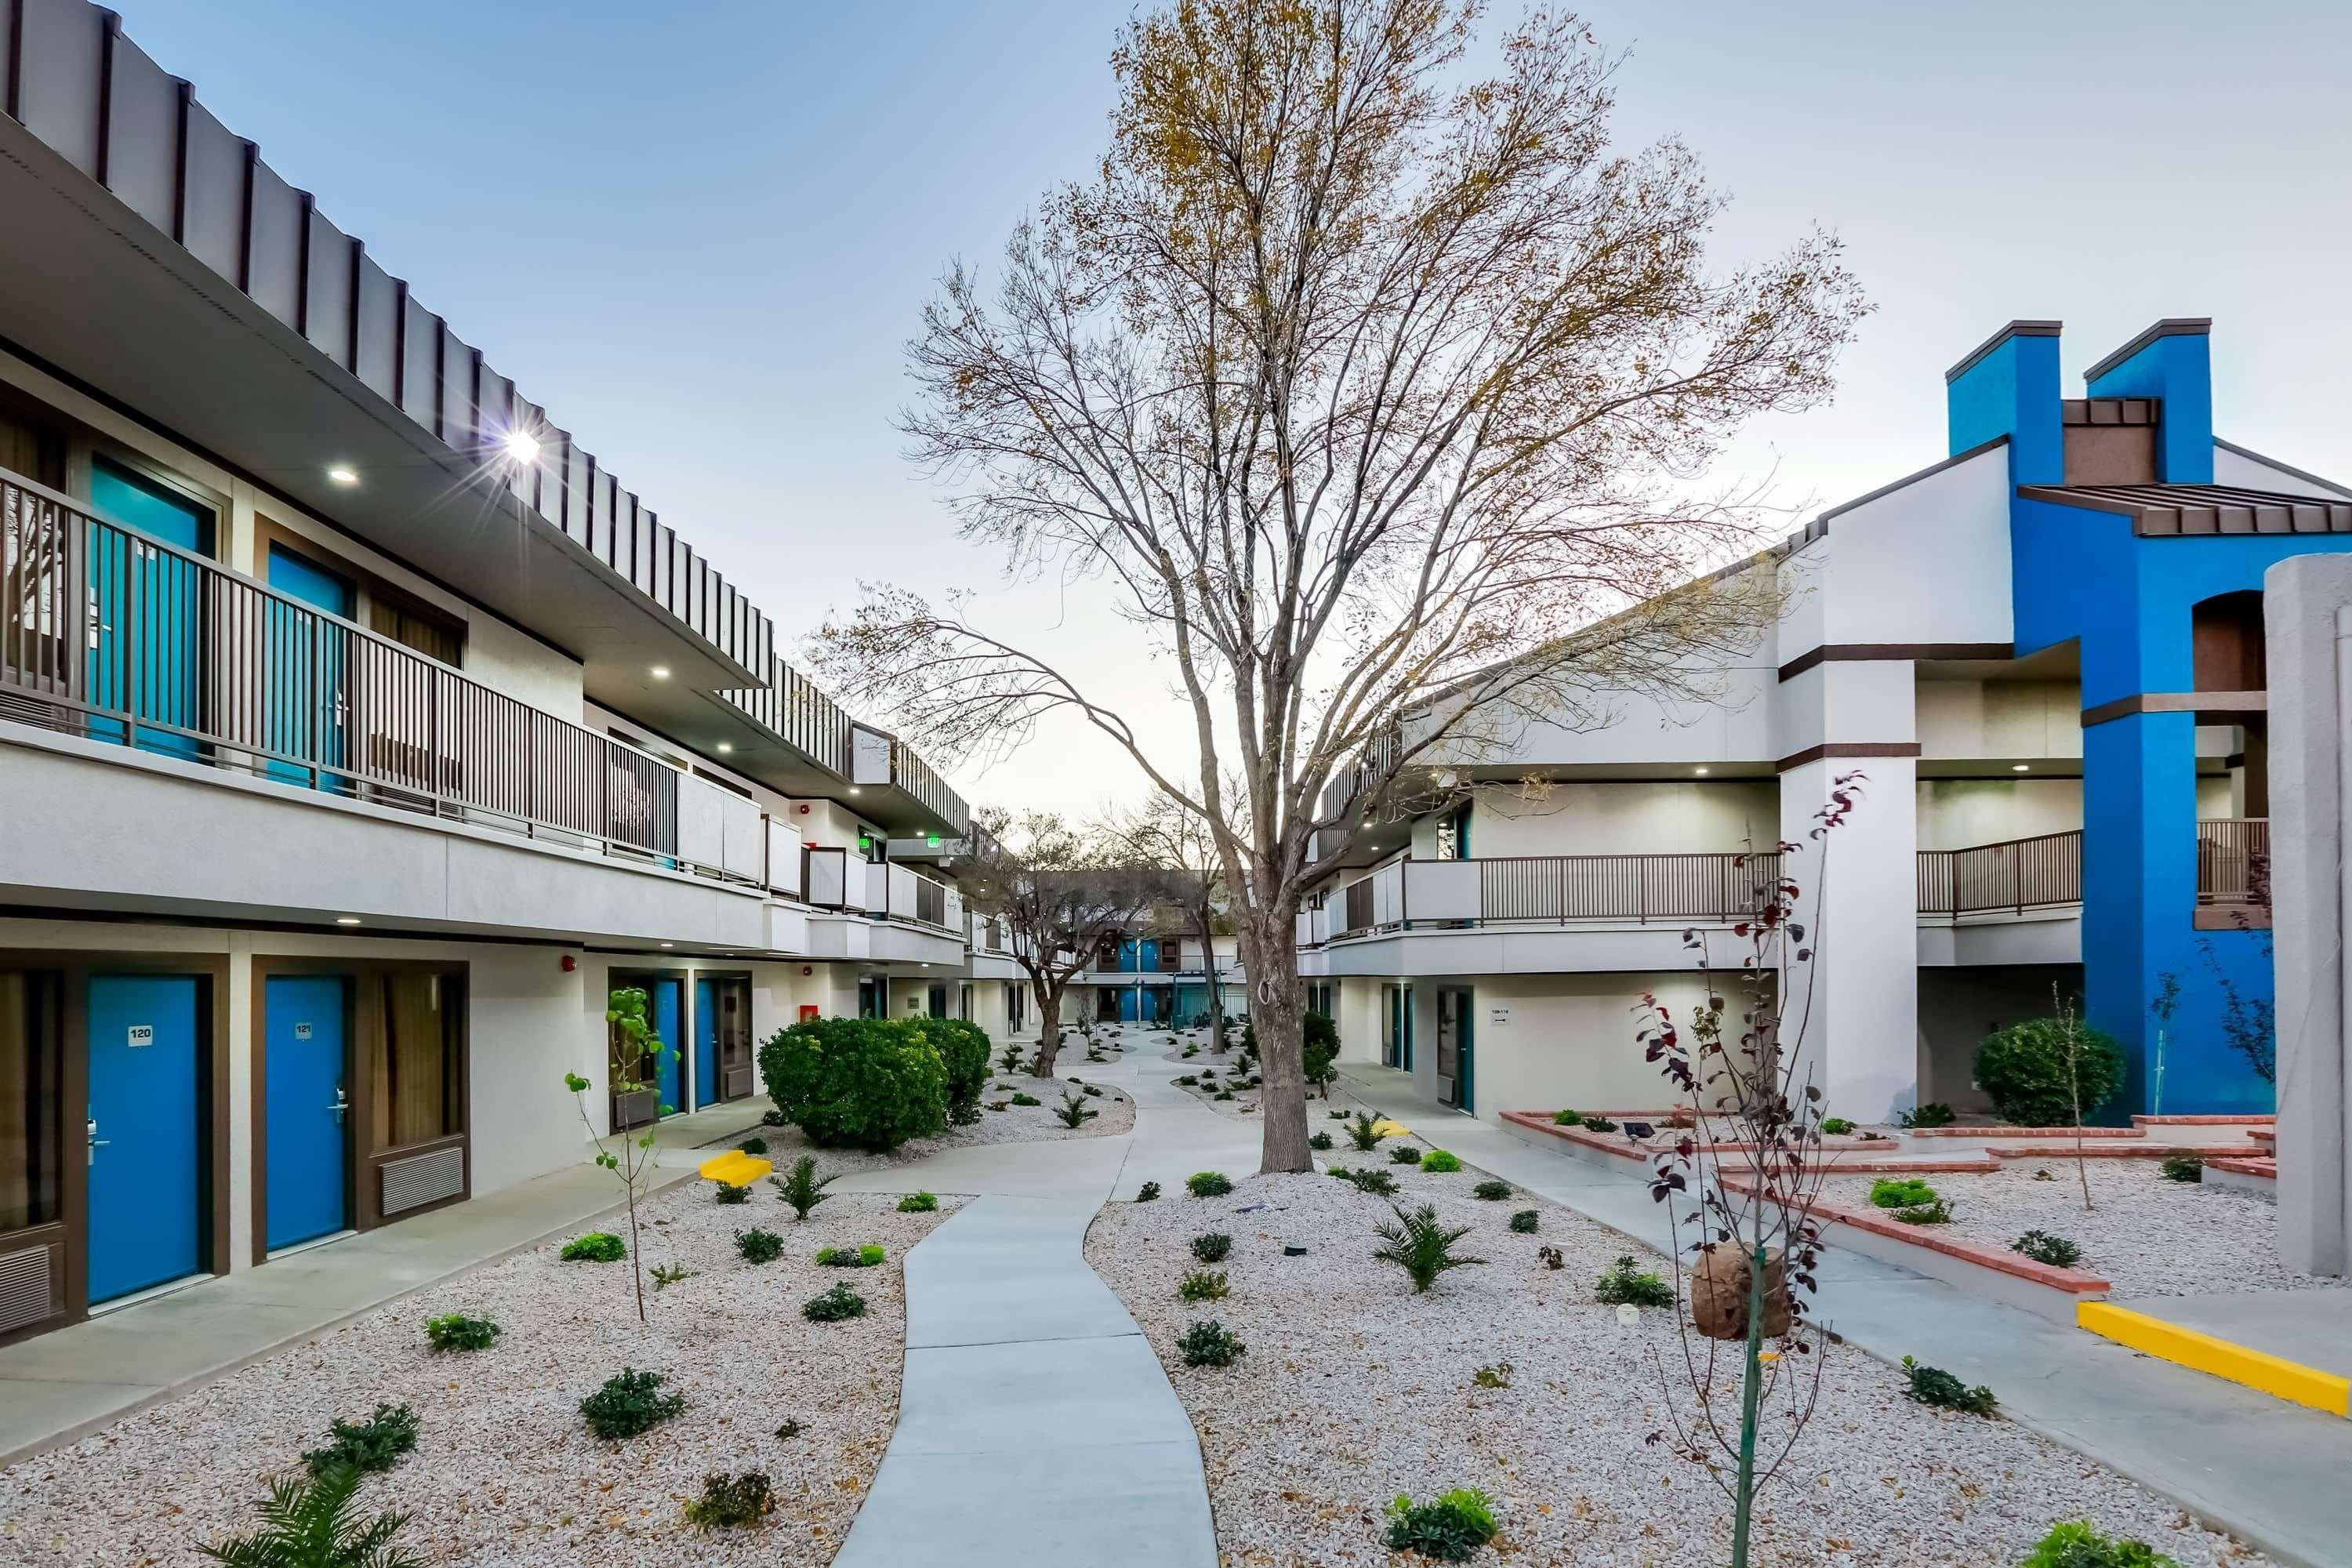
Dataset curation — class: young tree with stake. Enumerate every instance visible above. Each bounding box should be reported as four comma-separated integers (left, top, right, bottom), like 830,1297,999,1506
562,985,669,1327
818,0,1866,1173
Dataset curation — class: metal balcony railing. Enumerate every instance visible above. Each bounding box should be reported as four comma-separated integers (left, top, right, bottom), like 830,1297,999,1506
1916,830,2084,920
797,846,961,933
2197,818,2270,908
1325,851,1783,939
717,655,854,778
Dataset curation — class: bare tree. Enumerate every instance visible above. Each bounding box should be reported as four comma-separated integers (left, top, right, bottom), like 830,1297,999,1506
1107,790,1236,1044
1636,775,1862,1567
818,0,1867,1172
962,808,1169,1077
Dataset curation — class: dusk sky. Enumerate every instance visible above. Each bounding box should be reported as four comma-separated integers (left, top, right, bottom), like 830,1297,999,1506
125,2,2352,815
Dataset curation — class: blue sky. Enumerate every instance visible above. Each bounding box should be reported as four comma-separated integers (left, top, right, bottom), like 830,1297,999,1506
124,2,2352,813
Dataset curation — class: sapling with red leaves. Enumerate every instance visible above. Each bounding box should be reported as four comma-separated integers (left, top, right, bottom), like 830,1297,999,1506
1634,771,1866,1568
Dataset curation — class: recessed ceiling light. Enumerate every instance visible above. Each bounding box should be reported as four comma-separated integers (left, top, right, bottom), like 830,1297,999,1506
847,786,861,796
2012,764,2030,772
326,466,358,486
1693,766,1710,776
649,666,670,681
716,742,733,753
502,427,541,466
336,916,363,926
659,941,675,949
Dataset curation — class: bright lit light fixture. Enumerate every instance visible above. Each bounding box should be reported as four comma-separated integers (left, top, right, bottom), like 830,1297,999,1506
649,666,670,681
717,742,734,753
659,941,675,949
501,427,541,466
336,916,363,926
326,466,358,486
2012,764,2031,772
1693,766,1710,776
847,786,862,796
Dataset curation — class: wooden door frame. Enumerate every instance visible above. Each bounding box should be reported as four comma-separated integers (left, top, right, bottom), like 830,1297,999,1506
0,950,230,1349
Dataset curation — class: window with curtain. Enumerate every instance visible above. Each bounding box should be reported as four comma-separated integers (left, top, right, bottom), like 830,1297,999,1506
373,971,463,1151
0,972,62,1234
367,597,465,668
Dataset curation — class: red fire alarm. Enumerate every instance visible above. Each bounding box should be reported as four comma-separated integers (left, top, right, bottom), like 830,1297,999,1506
800,965,813,976
560,954,578,973
796,802,811,815
798,1004,820,1022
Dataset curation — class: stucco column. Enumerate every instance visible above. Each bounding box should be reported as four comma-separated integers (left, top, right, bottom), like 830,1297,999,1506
1779,756,1921,1125
2266,554,2352,1276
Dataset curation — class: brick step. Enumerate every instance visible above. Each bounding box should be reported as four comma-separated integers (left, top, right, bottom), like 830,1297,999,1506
1911,1124,2146,1139
1987,1142,2249,1161
2132,1113,2275,1126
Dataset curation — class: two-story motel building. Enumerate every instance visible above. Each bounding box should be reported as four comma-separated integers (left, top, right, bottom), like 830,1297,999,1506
1300,316,2348,1134
0,1,1037,1348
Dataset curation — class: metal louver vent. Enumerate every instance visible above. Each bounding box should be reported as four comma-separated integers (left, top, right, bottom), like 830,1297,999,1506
724,1064,754,1098
0,1242,60,1335
380,1145,465,1215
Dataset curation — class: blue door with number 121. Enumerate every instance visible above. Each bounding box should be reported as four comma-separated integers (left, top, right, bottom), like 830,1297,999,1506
265,975,349,1249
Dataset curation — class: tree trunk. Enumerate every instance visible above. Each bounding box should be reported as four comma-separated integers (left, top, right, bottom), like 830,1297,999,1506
1196,908,1226,1045
1034,982,1065,1080
1247,913,1311,1173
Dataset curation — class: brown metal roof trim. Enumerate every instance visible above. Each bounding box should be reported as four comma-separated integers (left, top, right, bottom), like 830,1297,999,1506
2083,318,2212,386
2060,398,2158,426
2019,483,2352,537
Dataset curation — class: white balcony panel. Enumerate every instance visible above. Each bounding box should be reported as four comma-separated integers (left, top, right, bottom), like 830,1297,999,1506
719,791,765,882
0,725,766,949
1916,910,2082,967
887,863,918,920
851,724,893,786
807,850,847,908
767,901,810,956
862,861,891,915
1298,922,1730,978
676,772,727,873
1404,860,1480,921
767,818,804,895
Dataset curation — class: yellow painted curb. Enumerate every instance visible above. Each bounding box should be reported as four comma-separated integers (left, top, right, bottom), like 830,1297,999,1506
2077,1301,2350,1417
697,1151,773,1185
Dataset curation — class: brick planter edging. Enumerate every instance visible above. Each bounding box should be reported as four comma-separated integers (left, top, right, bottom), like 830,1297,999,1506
1497,1112,1998,1174
1908,1124,2147,1139
1987,1142,2251,1161
1715,1171,2112,1294
2133,1113,2276,1126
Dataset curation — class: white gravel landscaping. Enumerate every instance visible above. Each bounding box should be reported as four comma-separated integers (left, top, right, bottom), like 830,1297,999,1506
721,1077,1134,1174
1818,1163,2350,1301
1087,1155,2269,1567
0,1178,957,1567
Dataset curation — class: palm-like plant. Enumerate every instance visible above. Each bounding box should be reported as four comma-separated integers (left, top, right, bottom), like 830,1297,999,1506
1371,1203,1486,1294
200,1468,419,1568
1346,1111,1388,1152
768,1156,839,1221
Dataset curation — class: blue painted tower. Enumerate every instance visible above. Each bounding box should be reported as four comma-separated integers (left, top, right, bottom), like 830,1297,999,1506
1947,318,2351,1116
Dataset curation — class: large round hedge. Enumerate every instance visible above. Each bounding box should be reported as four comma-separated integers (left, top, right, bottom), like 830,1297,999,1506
919,1018,993,1112
1973,1017,2125,1126
760,1017,948,1152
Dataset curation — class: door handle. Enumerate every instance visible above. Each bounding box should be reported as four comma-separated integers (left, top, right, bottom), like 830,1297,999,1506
328,1087,348,1125
87,1115,110,1165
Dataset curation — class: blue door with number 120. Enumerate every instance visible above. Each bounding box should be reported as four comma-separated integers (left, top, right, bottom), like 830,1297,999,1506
651,978,683,1116
86,975,201,1303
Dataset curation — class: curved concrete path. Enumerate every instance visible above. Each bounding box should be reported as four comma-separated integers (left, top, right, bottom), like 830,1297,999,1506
830,1029,1243,1567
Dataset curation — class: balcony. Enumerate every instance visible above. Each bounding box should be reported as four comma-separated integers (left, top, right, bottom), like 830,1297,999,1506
1917,831,2084,920
800,850,964,933
1319,852,1784,942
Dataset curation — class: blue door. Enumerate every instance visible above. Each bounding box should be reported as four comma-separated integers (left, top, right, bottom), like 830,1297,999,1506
88,461,212,759
264,976,349,1250
86,975,202,1303
263,546,354,789
651,978,683,1116
693,978,719,1109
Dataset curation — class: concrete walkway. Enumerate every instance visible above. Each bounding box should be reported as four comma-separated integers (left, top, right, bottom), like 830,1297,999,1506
0,1099,765,1468
1333,1062,2352,1568
831,1037,1221,1567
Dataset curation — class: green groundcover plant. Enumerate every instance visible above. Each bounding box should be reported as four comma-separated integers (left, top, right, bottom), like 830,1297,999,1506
1385,1488,1498,1563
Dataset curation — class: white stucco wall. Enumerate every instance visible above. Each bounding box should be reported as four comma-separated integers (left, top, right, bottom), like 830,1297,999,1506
1915,680,2083,761
1409,781,1779,860
1805,443,2015,647
1915,778,2084,850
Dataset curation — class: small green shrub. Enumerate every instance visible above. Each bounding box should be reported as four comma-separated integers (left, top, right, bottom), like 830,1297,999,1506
2020,1520,2180,1567
1373,1203,1485,1293
1820,1116,1855,1135
1135,1181,1161,1202
561,1232,625,1262
985,1100,1010,1112
650,1262,696,1291
1177,1319,1247,1367
1327,1109,1349,1120
774,1419,804,1439
760,1015,949,1152
1177,1269,1229,1302
2013,1230,2083,1267
898,1190,938,1213
737,1137,769,1156
760,1108,786,1127
921,1017,993,1121
1974,1018,2125,1127
1082,1084,1105,1098
1420,1149,1462,1173
1902,1355,1997,1416
1870,1176,1939,1209
815,1244,885,1268
1177,1074,1200,1086
2160,1153,2205,1182
1552,1108,1584,1127
1344,1167,1399,1196
769,1156,839,1221
199,1468,416,1568
803,1283,868,1322
302,1403,418,1479
735,1227,786,1264
423,1313,499,1353
1472,1359,1513,1388
1347,1111,1388,1151
1472,1178,1512,1201
1214,1089,1236,1101
713,1181,751,1206
1892,1200,1953,1225
1508,1209,1539,1233
1389,1144,1424,1164
1191,1232,1232,1263
1385,1488,1498,1563
1900,1101,1957,1129
1011,1092,1043,1108
1581,1116,1619,1134
1054,1088,1098,1128
684,1470,774,1530
581,1369,686,1440
1187,1171,1233,1197
1593,1254,1674,1308
1309,1131,1334,1151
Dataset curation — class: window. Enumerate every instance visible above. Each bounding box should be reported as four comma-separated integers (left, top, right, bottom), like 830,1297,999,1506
368,595,464,668
0,391,64,489
0,972,61,1233
1436,803,1472,861
373,972,463,1150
